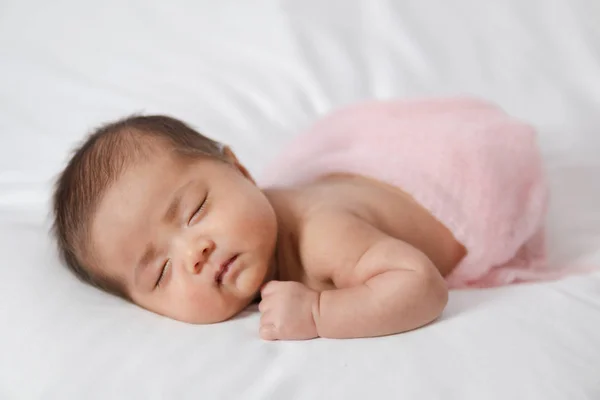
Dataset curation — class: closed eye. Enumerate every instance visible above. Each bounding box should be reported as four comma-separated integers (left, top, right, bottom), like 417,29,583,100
156,259,171,288
188,194,208,225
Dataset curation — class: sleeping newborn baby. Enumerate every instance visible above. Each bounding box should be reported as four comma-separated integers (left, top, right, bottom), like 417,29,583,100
52,97,554,340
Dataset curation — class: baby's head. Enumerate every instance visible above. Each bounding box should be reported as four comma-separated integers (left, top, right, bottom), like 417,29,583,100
52,115,278,323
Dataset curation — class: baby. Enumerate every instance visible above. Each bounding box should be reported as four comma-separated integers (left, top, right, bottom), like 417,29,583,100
52,98,551,340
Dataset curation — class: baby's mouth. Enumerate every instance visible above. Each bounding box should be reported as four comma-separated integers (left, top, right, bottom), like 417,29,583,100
215,254,238,284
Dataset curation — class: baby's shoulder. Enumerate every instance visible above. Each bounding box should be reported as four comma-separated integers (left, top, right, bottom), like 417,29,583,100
295,202,385,281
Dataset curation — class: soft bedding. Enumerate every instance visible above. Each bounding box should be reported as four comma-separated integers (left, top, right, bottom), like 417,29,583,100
1,1,600,399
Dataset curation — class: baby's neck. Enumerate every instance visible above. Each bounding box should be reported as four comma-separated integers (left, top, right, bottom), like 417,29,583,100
263,187,305,284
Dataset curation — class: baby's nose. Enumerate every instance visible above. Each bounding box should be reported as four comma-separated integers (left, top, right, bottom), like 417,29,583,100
181,238,216,275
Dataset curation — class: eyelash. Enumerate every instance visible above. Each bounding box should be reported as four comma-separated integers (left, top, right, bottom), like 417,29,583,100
156,195,208,288
156,259,171,288
188,194,208,225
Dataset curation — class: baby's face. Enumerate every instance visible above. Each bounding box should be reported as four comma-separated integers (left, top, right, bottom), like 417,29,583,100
90,148,277,323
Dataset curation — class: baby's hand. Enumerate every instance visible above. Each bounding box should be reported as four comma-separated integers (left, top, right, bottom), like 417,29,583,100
258,281,319,341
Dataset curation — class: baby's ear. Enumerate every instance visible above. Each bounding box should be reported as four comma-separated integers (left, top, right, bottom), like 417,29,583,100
222,146,256,184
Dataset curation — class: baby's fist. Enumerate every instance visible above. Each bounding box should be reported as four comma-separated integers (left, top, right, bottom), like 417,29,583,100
258,281,320,341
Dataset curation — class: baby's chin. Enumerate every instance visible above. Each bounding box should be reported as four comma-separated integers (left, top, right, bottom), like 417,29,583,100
234,260,270,295
219,267,267,315
172,263,270,324
201,281,264,323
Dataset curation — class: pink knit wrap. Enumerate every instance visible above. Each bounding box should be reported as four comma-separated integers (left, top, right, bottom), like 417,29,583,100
259,98,562,288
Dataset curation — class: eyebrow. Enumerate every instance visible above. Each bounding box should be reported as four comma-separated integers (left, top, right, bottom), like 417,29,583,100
133,179,194,287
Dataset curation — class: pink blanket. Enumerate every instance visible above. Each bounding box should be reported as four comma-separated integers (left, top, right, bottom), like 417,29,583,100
260,97,574,288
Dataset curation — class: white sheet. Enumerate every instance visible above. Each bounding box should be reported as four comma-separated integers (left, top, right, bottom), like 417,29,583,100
1,1,600,398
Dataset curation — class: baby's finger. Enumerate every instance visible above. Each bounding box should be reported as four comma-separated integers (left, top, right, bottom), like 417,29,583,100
259,310,272,325
260,280,280,296
259,324,278,341
258,299,269,313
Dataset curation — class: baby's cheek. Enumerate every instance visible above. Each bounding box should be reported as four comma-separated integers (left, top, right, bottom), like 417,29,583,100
238,193,277,240
168,284,219,323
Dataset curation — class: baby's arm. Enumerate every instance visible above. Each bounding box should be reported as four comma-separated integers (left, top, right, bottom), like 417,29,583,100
315,236,447,339
260,211,448,340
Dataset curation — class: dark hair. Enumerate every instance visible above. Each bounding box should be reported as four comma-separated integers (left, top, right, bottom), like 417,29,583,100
52,115,225,299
